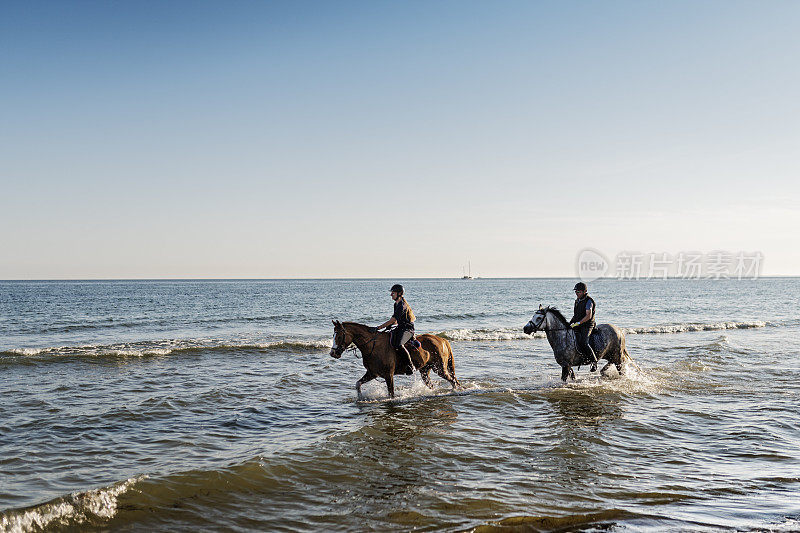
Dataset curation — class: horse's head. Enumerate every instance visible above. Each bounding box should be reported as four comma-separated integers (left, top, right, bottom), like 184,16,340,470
523,305,547,335
329,320,352,359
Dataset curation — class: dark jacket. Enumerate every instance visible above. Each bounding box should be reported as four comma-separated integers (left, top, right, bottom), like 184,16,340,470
393,297,415,331
571,295,596,326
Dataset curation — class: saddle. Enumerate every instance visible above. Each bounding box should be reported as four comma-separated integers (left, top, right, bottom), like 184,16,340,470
382,327,421,350
405,336,422,350
577,330,602,366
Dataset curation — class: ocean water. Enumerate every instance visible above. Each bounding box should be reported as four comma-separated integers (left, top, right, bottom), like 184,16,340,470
1,278,799,532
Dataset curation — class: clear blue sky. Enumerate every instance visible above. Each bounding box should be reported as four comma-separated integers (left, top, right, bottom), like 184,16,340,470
2,1,799,278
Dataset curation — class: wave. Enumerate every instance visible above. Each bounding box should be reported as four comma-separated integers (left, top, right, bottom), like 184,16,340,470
0,476,143,533
436,320,775,341
436,328,544,341
1,339,331,360
621,321,769,335
0,456,296,532
472,509,657,532
0,321,782,359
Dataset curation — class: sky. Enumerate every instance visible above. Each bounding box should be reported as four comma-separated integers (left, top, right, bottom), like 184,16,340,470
2,1,799,278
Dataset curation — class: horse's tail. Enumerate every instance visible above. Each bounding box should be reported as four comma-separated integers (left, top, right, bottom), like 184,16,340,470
444,339,461,389
621,343,645,374
619,332,628,363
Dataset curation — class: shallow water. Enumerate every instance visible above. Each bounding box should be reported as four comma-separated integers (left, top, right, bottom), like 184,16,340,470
1,279,799,531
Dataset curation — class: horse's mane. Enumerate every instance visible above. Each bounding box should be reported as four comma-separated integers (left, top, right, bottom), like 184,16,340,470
544,306,570,326
342,321,369,330
340,322,375,337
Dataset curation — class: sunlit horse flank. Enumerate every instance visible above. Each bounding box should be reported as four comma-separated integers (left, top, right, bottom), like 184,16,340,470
523,305,628,381
330,321,460,400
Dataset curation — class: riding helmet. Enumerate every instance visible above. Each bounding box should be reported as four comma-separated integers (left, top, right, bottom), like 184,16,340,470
390,284,404,295
574,282,587,291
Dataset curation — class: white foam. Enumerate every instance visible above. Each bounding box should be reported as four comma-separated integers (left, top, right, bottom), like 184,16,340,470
622,321,768,335
0,476,143,533
437,328,544,341
544,362,661,396
4,338,333,359
768,517,800,532
355,373,472,403
432,320,772,343
7,347,49,356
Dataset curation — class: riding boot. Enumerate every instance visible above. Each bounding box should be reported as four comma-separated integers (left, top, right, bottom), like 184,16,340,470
583,343,597,372
397,345,414,375
577,325,598,372
585,345,598,372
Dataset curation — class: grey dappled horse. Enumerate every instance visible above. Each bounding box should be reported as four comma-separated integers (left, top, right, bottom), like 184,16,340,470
523,305,628,381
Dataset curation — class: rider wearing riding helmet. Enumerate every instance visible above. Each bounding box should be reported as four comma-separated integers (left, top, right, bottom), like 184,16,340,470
569,282,599,372
377,284,416,375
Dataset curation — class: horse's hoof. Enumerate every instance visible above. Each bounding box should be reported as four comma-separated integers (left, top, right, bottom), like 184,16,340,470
590,363,598,372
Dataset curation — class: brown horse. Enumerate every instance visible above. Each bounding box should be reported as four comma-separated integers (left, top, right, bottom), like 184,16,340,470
329,321,460,400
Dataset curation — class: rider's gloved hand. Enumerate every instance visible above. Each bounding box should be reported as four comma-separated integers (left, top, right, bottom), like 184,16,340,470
570,322,580,328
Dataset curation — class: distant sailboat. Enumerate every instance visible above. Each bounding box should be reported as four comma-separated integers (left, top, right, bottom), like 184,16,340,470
461,261,473,279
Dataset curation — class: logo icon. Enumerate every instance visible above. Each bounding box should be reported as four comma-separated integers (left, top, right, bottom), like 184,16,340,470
576,248,609,282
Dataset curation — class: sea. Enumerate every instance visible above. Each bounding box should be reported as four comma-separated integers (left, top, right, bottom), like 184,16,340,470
1,278,799,532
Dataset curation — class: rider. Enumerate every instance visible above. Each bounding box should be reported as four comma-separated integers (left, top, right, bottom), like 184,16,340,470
377,284,416,375
569,282,598,372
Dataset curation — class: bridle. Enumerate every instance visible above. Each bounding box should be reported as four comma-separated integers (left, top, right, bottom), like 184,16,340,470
529,309,571,333
332,336,347,358
333,326,380,359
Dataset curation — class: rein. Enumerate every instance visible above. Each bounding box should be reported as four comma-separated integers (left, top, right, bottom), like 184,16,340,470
343,328,380,359
542,324,571,332
532,310,572,333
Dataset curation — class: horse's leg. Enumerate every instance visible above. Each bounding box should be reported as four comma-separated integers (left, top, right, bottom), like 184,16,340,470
432,360,448,386
420,367,434,389
561,365,571,382
386,373,395,398
431,351,459,390
569,367,576,381
356,371,375,401
439,359,458,390
446,353,461,389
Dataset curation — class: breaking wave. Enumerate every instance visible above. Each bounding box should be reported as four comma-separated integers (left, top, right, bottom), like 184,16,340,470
0,339,331,360
621,321,769,335
437,320,774,341
0,477,143,533
437,328,543,341
0,321,781,359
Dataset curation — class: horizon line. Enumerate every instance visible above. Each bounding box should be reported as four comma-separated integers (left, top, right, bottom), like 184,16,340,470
1,276,797,282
